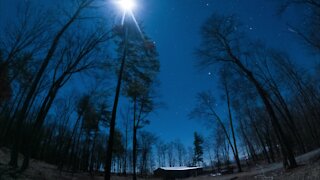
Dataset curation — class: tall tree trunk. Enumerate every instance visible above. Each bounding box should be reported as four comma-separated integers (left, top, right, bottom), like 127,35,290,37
89,130,98,175
265,133,275,162
224,78,242,172
21,86,59,171
9,5,85,167
71,124,84,173
133,97,137,180
123,112,129,175
239,118,258,161
105,25,128,180
234,59,297,168
252,121,271,163
268,83,306,153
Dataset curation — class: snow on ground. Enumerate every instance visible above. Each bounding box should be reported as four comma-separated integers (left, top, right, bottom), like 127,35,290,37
185,148,320,180
1,148,320,179
0,147,87,180
0,147,160,180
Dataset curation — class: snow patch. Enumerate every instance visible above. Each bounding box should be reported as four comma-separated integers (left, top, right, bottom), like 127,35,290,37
159,166,202,171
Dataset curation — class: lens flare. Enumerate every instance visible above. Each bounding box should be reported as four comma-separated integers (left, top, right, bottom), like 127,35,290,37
117,0,136,11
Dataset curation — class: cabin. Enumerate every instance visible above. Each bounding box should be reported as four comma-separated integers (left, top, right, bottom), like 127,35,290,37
154,167,203,179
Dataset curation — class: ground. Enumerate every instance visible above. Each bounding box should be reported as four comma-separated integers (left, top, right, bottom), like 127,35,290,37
1,148,320,179
187,148,320,180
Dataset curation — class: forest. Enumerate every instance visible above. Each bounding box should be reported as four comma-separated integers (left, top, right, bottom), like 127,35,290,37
0,0,320,179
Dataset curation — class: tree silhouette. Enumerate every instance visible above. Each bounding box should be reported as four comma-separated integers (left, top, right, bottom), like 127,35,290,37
193,132,204,166
196,13,297,168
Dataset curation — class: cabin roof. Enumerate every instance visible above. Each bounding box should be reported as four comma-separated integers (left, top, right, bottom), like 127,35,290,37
158,166,202,171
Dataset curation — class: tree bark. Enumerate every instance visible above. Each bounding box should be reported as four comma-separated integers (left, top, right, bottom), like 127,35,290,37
104,27,127,180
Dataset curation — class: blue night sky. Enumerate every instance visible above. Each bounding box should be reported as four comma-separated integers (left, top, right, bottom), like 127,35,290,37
0,0,317,148
127,0,315,147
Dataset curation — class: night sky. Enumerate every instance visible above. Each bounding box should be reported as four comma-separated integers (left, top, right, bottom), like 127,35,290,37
130,0,316,147
0,0,317,148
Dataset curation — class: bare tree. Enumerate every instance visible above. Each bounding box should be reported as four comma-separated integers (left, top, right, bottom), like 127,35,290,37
190,91,242,171
8,0,99,169
138,131,157,176
196,14,297,168
105,20,159,179
167,142,175,167
156,141,167,167
173,139,186,166
120,107,132,175
279,0,320,52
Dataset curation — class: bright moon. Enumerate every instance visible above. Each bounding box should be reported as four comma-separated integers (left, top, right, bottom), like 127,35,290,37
117,0,136,11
